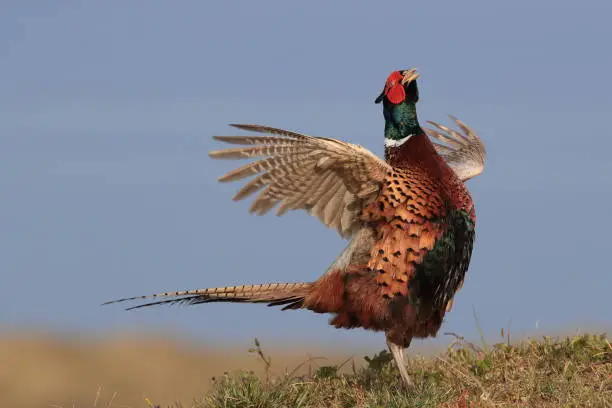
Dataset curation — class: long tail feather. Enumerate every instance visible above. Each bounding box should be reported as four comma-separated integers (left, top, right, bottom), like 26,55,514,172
102,282,313,311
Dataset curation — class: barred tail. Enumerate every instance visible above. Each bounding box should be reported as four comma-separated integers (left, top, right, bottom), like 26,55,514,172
102,282,313,311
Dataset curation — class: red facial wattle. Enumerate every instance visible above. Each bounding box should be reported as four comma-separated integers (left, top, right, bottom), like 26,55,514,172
384,71,406,104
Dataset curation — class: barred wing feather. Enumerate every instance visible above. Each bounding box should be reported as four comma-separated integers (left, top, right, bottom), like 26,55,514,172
425,116,486,181
209,124,392,238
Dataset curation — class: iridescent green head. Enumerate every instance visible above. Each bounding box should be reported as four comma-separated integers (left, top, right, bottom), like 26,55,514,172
375,69,422,146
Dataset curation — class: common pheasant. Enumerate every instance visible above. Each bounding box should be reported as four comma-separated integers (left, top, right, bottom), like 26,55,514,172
104,69,486,388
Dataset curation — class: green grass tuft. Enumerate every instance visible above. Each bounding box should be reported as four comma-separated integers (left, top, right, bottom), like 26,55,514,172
194,334,612,408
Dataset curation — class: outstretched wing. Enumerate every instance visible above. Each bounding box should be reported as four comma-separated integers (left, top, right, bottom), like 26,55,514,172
209,124,393,238
425,116,486,182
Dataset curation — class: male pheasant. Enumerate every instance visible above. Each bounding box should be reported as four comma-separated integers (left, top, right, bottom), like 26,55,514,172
104,69,486,388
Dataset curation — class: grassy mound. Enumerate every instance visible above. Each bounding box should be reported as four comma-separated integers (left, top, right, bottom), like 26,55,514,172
194,334,611,408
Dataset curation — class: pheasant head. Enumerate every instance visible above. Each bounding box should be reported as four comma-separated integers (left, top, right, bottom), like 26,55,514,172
375,69,423,154
375,68,420,105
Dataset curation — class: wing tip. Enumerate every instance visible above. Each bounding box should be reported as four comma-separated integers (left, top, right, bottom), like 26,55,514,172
208,149,224,158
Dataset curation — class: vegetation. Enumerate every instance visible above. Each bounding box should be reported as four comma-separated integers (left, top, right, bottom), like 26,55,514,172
189,333,612,408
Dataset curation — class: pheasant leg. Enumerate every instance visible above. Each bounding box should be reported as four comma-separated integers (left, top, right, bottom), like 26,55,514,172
386,336,414,389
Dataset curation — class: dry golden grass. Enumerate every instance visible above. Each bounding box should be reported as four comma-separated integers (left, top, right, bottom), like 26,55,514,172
0,332,352,408
1,331,610,407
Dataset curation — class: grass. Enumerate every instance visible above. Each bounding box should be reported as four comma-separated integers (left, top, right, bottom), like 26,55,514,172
189,333,612,408
4,331,610,407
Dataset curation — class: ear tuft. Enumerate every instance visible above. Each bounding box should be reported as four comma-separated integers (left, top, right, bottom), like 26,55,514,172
375,90,385,104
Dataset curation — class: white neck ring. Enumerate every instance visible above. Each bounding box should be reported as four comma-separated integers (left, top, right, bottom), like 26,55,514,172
384,134,413,148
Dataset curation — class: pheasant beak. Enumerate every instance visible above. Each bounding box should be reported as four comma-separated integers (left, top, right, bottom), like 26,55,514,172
400,68,419,85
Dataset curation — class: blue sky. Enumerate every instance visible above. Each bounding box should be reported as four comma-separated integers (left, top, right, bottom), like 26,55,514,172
1,1,611,349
